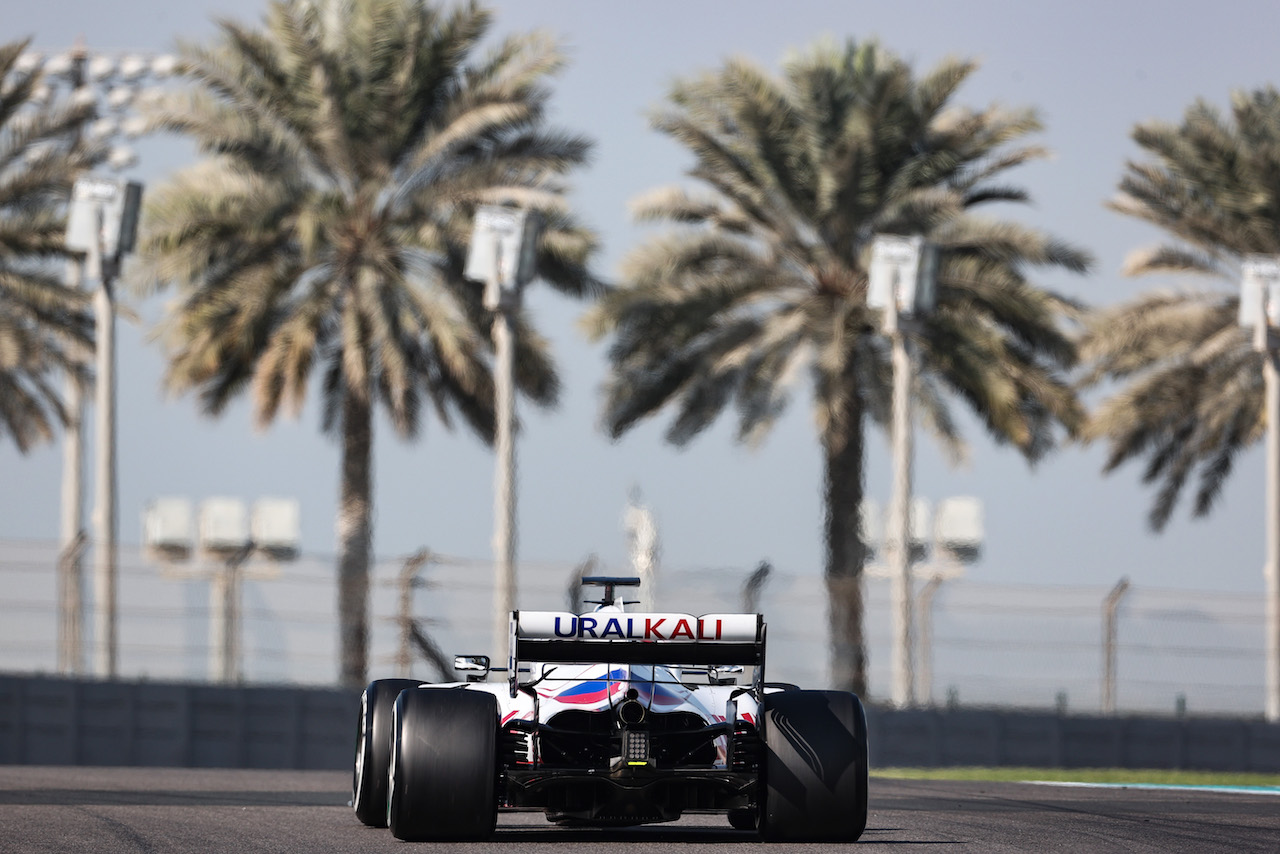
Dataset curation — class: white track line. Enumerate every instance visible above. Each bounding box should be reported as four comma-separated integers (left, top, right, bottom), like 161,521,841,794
1024,780,1280,796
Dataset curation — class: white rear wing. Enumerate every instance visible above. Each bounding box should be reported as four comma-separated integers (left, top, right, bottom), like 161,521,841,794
513,611,765,666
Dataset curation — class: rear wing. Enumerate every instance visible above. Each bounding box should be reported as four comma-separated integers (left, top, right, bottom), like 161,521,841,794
511,610,765,669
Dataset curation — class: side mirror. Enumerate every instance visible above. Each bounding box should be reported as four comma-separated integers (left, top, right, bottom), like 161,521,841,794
453,654,491,682
709,664,743,686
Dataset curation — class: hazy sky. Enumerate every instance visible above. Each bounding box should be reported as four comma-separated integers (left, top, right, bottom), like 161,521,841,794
4,0,1279,595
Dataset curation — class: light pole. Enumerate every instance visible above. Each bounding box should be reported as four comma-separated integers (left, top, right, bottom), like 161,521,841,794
862,495,982,706
19,44,175,676
1240,255,1280,722
465,206,542,661
867,234,937,707
53,48,88,678
145,497,300,683
66,176,142,678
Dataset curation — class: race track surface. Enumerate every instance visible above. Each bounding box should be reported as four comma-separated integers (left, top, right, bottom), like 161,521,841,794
1,767,1276,853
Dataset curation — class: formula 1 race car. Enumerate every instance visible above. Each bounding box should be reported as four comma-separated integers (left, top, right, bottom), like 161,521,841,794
352,577,868,841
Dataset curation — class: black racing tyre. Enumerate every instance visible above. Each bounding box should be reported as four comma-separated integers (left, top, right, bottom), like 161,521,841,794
388,688,499,841
352,678,421,827
759,689,868,842
727,807,758,830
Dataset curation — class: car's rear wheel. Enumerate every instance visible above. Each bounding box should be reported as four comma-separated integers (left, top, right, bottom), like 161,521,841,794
388,688,499,841
759,689,868,842
352,678,421,827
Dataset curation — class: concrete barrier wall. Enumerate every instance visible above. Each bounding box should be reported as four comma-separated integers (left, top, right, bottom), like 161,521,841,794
0,675,357,769
3,674,1279,772
864,706,1280,772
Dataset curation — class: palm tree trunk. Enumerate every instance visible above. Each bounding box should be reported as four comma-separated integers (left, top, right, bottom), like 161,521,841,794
824,394,868,697
337,388,373,690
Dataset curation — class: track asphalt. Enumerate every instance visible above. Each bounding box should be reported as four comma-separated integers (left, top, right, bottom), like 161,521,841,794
1,767,1277,853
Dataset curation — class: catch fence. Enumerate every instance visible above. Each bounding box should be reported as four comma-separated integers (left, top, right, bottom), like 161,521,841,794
0,539,1265,717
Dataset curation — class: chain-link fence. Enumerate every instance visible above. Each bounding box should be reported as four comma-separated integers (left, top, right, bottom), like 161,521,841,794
0,539,1265,717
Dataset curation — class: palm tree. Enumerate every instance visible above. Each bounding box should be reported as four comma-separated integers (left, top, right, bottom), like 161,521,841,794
1079,87,1280,530
140,0,600,689
0,39,98,452
584,39,1089,696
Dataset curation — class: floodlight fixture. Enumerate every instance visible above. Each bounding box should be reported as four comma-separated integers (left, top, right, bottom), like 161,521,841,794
142,497,194,560
198,498,250,555
934,496,984,564
867,234,939,318
251,497,301,560
87,54,115,81
65,175,143,259
44,52,74,77
15,52,42,75
106,85,134,110
150,54,179,77
1240,255,1280,348
465,205,544,308
119,55,149,80
908,497,932,562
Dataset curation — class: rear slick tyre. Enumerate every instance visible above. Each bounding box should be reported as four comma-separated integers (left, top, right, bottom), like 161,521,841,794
388,688,499,841
352,678,421,827
759,689,868,842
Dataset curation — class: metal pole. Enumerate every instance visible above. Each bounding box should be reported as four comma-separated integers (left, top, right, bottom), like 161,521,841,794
209,557,228,682
916,574,944,706
491,277,517,662
227,555,241,682
91,218,117,679
211,544,253,683
886,279,916,708
1265,344,1280,722
399,561,414,677
58,263,86,675
57,49,87,677
397,550,430,677
1102,576,1130,715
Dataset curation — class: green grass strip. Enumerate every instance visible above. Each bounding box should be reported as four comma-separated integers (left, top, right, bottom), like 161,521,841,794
873,767,1280,787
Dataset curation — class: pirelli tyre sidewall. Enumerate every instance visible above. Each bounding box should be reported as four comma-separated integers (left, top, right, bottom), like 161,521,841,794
352,678,421,827
760,689,869,842
388,687,499,842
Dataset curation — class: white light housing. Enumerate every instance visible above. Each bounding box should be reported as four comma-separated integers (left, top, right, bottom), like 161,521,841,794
935,496,984,564
867,234,939,317
15,52,43,75
66,175,144,257
465,205,543,307
106,86,134,110
70,86,95,108
88,54,116,81
119,55,149,80
143,497,194,559
909,498,932,551
87,117,118,141
150,54,179,77
251,498,301,560
44,53,74,77
1239,255,1280,332
199,498,250,554
107,146,138,171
